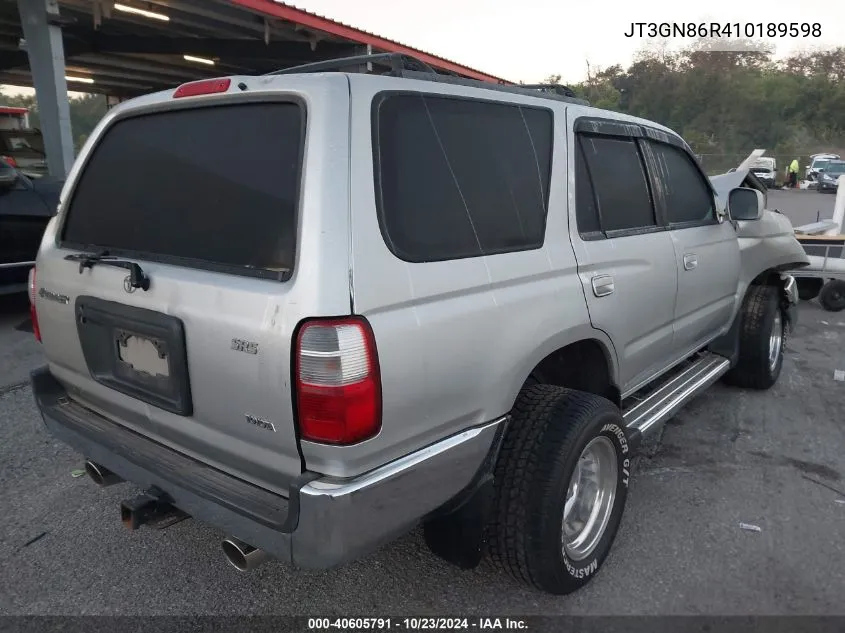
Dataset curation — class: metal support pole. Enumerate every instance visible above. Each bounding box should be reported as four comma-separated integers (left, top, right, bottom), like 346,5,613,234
17,0,74,178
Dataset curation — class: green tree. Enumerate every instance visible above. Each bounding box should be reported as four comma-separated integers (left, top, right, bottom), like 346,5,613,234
552,44,845,173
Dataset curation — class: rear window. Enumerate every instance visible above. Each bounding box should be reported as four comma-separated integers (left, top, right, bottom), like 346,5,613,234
62,102,304,279
373,93,553,263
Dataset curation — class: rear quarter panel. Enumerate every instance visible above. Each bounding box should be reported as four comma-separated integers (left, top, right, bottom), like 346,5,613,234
299,75,617,478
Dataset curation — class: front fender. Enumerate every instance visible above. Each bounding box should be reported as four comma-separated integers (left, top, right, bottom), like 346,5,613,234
736,210,809,305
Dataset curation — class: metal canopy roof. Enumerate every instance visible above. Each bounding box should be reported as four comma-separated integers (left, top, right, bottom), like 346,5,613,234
0,0,508,97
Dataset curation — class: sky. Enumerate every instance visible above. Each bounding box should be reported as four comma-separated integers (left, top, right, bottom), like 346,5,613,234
289,0,844,83
2,0,843,98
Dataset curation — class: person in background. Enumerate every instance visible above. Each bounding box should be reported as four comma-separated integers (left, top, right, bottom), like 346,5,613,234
787,159,800,188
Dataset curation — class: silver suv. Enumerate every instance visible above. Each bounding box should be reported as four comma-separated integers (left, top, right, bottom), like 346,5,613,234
28,54,808,595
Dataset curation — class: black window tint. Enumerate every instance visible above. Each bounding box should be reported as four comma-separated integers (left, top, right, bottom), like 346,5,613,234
649,141,714,224
574,138,600,235
579,135,655,232
374,94,552,262
63,103,304,276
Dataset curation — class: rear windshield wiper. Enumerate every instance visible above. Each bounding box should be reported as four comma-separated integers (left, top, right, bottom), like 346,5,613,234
65,251,151,291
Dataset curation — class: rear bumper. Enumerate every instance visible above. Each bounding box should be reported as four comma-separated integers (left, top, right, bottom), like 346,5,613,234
31,366,506,569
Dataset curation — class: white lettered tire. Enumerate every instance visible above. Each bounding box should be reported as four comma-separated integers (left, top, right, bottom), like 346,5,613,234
488,385,630,594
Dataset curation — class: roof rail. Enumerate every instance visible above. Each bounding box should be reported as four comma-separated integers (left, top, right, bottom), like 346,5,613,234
265,53,438,77
520,83,580,99
398,71,590,106
266,53,591,106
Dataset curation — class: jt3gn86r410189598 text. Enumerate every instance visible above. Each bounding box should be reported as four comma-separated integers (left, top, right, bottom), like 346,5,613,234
624,22,821,38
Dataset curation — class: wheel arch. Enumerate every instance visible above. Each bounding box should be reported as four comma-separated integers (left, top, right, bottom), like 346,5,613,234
508,328,621,409
710,267,796,367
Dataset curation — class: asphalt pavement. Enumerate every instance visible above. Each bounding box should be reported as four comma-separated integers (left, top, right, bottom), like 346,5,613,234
1,191,844,615
768,187,837,227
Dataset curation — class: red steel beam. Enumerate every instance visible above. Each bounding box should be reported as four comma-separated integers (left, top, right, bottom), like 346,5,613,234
230,0,509,84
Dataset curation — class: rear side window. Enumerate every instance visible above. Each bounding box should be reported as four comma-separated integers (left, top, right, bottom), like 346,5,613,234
62,102,304,279
647,141,714,225
373,93,553,263
578,135,655,233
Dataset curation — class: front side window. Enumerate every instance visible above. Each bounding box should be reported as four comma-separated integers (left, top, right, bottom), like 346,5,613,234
578,134,656,233
372,93,553,263
647,141,714,225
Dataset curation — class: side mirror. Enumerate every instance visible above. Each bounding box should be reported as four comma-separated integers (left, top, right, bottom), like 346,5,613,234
817,168,825,173
728,187,764,221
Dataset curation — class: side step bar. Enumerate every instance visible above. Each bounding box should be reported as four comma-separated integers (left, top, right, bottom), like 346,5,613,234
623,352,731,441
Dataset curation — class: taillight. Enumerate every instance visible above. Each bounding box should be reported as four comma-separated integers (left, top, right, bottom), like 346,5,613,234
2,155,17,167
294,318,382,445
173,78,231,98
28,267,41,342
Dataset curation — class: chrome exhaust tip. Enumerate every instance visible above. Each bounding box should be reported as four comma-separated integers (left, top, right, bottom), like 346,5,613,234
84,460,122,487
222,537,268,572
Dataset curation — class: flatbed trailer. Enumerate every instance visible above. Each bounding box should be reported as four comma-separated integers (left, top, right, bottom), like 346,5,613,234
791,233,845,311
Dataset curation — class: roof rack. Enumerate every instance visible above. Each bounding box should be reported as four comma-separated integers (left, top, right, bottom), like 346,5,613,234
520,84,580,99
265,53,438,77
266,53,590,106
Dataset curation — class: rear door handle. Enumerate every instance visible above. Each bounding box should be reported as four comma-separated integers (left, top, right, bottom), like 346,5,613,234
683,254,698,271
591,274,615,297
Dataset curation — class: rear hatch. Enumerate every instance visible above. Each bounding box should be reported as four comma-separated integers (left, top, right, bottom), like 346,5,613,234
32,77,353,495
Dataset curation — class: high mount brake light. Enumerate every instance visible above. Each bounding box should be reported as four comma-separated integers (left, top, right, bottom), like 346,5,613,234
173,78,231,98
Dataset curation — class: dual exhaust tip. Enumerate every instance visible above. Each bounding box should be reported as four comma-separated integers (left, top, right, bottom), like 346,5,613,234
221,537,268,572
84,459,122,487
84,460,267,572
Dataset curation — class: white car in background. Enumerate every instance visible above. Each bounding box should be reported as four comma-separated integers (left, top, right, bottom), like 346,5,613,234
749,156,777,188
805,153,841,182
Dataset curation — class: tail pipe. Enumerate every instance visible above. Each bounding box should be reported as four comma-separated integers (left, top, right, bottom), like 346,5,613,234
84,460,122,487
222,537,268,572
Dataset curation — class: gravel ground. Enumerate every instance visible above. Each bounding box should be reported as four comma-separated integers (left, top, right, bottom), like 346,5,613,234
1,298,843,616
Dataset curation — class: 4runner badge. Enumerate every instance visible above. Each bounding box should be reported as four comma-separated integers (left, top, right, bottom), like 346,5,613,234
245,414,276,433
38,287,69,305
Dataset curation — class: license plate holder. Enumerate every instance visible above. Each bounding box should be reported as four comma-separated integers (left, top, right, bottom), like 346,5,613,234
75,296,192,415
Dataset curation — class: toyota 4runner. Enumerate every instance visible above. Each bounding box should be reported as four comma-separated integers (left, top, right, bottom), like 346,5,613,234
28,54,808,595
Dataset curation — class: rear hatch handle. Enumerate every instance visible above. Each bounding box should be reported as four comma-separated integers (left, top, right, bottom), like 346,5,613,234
64,251,151,291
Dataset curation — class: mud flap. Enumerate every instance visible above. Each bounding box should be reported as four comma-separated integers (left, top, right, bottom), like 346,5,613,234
421,419,508,569
780,274,799,331
422,474,495,569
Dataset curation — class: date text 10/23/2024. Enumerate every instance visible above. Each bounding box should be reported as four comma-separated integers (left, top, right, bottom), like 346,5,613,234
624,22,822,38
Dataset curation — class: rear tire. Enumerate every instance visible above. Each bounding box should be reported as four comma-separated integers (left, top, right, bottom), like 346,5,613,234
819,280,845,312
488,385,630,595
723,285,785,390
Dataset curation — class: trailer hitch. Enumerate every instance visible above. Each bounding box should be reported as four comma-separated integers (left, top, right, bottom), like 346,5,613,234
120,487,189,530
